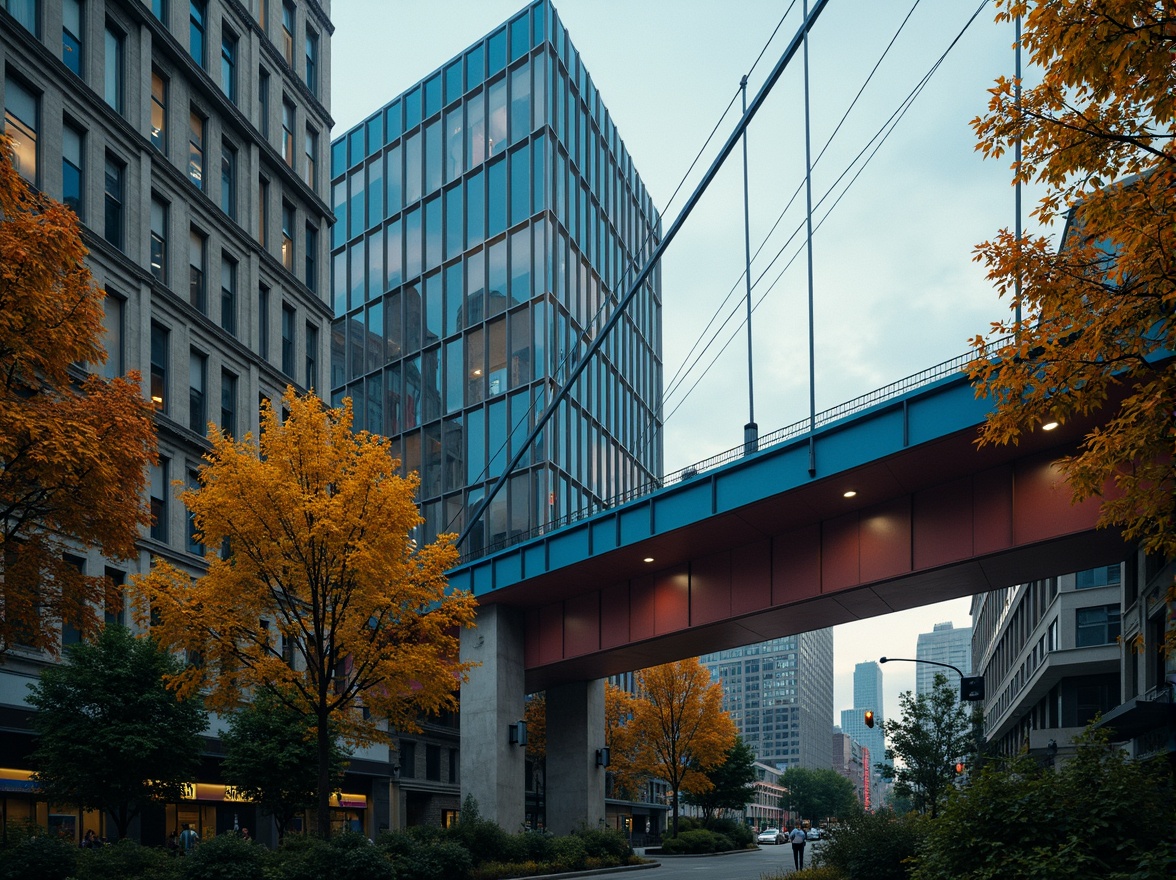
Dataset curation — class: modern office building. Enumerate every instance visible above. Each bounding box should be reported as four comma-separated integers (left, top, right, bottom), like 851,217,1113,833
838,660,887,806
971,548,1175,766
700,631,834,773
0,0,358,844
328,0,663,829
328,0,663,560
915,621,972,696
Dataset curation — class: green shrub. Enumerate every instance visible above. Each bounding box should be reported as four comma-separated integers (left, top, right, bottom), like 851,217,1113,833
573,827,631,861
814,809,924,880
76,839,180,880
0,835,78,880
511,829,554,863
181,832,268,880
660,828,729,854
706,817,753,847
550,834,586,871
275,833,393,880
446,797,513,865
390,838,471,880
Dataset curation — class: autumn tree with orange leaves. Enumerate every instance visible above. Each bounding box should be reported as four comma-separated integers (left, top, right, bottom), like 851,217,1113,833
0,133,155,657
608,659,736,837
969,2,1175,564
135,390,478,836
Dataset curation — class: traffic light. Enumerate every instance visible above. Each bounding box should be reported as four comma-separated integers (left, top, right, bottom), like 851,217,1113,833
864,710,875,729
960,676,985,702
954,761,965,775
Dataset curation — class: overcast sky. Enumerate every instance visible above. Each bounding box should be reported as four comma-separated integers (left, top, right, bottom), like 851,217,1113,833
329,0,1044,722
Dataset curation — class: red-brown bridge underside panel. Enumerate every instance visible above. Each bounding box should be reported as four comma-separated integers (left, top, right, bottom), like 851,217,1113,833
510,432,1127,692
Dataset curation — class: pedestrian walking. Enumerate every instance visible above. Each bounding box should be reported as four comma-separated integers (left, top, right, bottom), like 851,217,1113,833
788,822,807,871
179,823,200,855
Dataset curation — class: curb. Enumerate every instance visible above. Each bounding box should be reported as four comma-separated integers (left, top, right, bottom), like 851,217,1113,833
504,860,661,880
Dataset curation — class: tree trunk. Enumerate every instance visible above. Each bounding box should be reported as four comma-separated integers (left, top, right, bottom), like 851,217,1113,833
316,715,332,837
671,791,679,837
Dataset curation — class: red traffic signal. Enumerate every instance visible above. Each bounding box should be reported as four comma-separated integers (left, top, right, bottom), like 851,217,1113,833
954,762,965,775
864,710,875,729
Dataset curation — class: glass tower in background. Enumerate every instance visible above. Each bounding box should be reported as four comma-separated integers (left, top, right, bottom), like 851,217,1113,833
700,630,834,772
915,621,972,696
329,0,663,556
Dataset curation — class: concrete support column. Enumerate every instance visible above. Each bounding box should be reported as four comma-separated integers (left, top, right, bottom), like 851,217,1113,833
544,679,606,835
460,604,526,829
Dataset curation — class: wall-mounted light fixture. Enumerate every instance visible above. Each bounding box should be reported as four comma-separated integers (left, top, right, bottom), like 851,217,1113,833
596,747,610,768
509,721,528,746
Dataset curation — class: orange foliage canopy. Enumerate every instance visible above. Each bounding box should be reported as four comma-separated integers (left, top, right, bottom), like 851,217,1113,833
968,1,1176,560
134,390,477,833
0,134,155,657
608,659,736,836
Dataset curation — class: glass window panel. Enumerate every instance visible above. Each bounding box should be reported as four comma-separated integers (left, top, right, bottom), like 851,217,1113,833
332,250,346,314
488,239,507,317
444,60,463,106
534,52,546,129
465,327,484,406
424,72,442,118
465,44,484,90
404,283,422,355
510,305,532,389
510,64,531,144
386,144,402,215
405,207,422,280
533,133,546,213
423,348,442,423
488,78,507,157
466,90,485,169
385,366,401,434
366,373,383,436
386,219,403,289
465,169,484,245
104,28,123,112
466,407,484,486
424,272,443,346
365,113,382,154
424,195,442,272
510,226,531,302
331,138,347,178
510,142,530,226
404,131,422,205
385,291,402,360
367,156,383,227
533,298,546,379
488,397,506,477
487,157,506,238
533,2,546,47
63,125,83,214
348,167,365,234
509,13,529,64
385,99,402,144
348,239,364,310
488,27,506,76
444,261,463,336
424,119,442,195
332,181,346,247
465,249,484,326
367,231,382,302
444,184,463,260
403,85,421,130
487,318,506,397
445,107,463,182
444,341,462,415
404,355,422,428
366,301,383,372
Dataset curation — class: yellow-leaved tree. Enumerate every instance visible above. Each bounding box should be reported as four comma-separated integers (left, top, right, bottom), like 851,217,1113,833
0,133,156,657
134,390,478,836
610,659,736,837
968,1,1175,563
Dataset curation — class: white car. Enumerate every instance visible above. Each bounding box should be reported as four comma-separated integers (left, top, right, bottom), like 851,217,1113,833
806,827,823,841
757,828,784,845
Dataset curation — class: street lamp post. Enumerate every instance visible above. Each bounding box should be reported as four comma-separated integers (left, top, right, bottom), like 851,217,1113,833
879,657,985,702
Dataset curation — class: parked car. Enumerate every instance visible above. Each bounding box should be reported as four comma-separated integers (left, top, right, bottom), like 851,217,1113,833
757,828,784,845
806,827,823,841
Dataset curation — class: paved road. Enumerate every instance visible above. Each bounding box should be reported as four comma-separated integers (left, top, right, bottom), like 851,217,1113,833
618,841,823,880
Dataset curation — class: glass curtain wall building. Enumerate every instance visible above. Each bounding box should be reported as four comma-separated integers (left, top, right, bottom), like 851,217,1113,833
329,0,663,556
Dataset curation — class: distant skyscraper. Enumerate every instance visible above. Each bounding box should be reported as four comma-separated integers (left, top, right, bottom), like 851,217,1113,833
839,661,887,806
701,630,834,772
916,621,972,696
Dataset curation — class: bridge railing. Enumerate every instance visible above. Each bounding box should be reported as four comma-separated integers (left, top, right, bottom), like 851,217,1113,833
458,340,1006,564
